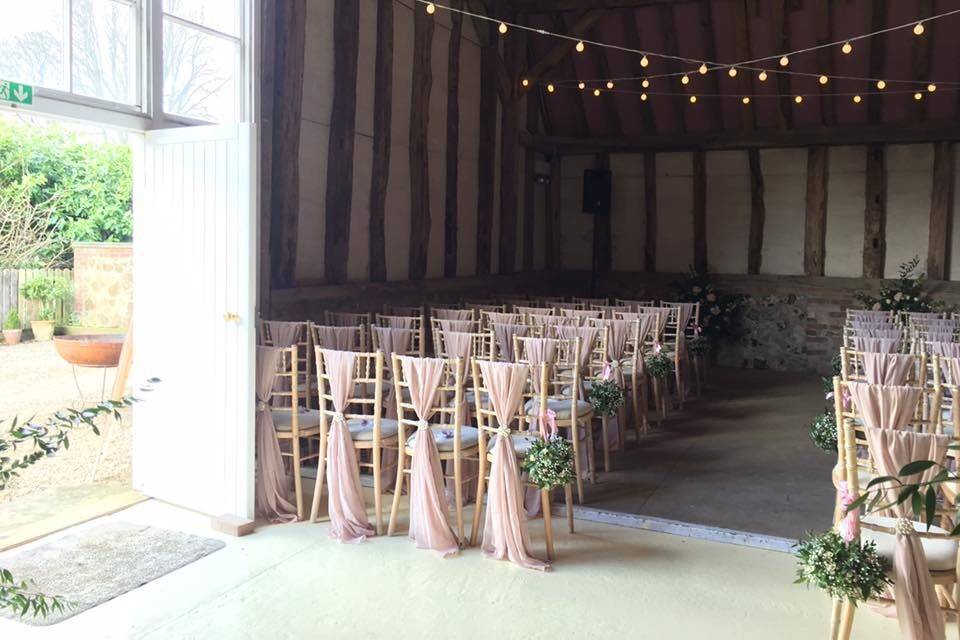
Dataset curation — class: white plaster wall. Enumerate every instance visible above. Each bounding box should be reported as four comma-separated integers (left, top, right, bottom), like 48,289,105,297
885,144,933,278
609,154,645,272
705,151,749,274
558,155,594,271
656,152,694,274
824,146,866,277
759,148,806,276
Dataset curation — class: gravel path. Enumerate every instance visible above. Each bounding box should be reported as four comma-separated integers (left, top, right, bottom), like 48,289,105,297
0,340,131,503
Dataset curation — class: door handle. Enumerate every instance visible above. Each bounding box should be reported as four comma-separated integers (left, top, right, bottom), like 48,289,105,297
223,312,240,323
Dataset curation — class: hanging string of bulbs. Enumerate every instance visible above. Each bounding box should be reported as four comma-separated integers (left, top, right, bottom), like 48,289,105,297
419,0,960,104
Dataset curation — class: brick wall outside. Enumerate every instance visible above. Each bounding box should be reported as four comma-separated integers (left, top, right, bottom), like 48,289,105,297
72,242,132,328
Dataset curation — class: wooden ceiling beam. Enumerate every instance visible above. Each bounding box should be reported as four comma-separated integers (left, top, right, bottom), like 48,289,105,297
698,0,721,131
620,11,657,134
521,122,960,154
814,0,835,127
657,3,688,134
524,9,609,82
732,0,755,131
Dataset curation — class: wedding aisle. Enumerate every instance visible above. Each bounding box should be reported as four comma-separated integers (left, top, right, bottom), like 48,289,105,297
582,367,834,541
0,499,899,640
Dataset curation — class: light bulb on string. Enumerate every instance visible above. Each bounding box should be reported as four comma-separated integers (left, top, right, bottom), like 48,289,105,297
742,96,750,105
794,95,803,104
928,83,937,92
853,95,862,104
521,78,529,88
758,70,768,82
914,21,925,35
578,82,586,90
426,2,436,14
593,88,601,97
641,93,648,101
576,41,585,53
681,74,690,85
841,42,853,54
728,67,738,78
819,75,829,85
640,55,649,68
547,83,555,93
914,92,923,100
699,63,708,75
642,79,650,88
779,56,789,67
876,80,886,90
606,81,614,89
689,95,697,104
498,22,508,35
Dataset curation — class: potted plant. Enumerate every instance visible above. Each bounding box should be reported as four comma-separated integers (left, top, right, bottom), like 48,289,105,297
21,276,70,341
2,309,22,345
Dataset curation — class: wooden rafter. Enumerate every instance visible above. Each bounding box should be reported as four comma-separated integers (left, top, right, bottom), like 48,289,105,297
697,0,721,131
524,9,609,83
514,0,693,12
814,0,835,127
657,3,688,134
620,8,657,134
732,0,755,131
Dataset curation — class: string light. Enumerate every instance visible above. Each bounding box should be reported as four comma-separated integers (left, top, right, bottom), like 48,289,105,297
779,56,790,67
794,95,803,103
426,2,435,14
498,22,508,35
928,83,937,92
758,71,768,82
521,78,529,87
876,80,886,90
681,74,690,85
742,96,750,104
606,80,615,89
641,55,650,68
689,95,698,104
819,75,829,85
641,93,648,101
914,91,923,100
853,95,862,103
593,88,601,96
547,83,555,93
841,41,853,54
576,41,585,53
642,79,650,88
728,67,738,77
578,81,586,90
914,21,925,35
699,63,708,75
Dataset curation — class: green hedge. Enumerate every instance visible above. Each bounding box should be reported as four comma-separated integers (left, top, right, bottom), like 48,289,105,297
0,118,132,266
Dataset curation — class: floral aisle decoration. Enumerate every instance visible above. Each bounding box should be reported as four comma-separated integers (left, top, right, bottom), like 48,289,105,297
522,411,575,491
644,343,673,379
853,255,947,313
669,268,745,340
588,365,626,417
795,530,891,604
809,412,838,453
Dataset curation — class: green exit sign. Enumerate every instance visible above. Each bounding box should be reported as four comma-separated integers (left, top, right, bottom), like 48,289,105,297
0,80,33,105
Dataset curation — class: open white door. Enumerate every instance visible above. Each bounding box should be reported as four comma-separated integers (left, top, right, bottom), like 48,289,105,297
131,124,257,520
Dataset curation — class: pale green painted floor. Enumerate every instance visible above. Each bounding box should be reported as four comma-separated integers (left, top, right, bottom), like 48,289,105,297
0,499,903,640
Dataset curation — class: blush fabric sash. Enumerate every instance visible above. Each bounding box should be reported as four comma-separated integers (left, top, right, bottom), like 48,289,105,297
433,308,473,321
255,347,297,523
846,381,920,431
860,353,915,386
313,325,359,351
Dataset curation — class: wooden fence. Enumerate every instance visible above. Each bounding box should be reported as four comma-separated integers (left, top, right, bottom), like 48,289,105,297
0,269,74,327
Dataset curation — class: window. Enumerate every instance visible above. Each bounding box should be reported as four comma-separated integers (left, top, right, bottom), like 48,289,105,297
162,0,243,123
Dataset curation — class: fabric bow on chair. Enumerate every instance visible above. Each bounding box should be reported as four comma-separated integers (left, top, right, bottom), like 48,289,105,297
255,346,298,523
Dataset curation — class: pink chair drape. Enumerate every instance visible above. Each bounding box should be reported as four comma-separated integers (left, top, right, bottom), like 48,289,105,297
438,331,479,504
383,316,416,329
433,308,473,321
263,320,302,347
438,318,475,333
850,328,904,340
398,356,460,556
596,319,632,452
321,349,375,543
556,326,601,376
255,347,298,523
313,325,359,351
928,341,960,358
852,336,901,354
925,329,957,343
861,353,915,386
850,310,894,321
560,308,602,320
493,323,530,362
476,360,549,571
847,381,920,431
851,321,896,330
487,312,520,325
373,326,414,419
674,303,696,336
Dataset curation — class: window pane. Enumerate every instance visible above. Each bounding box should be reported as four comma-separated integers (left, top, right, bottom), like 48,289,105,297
72,0,138,105
164,0,240,37
163,20,238,123
0,0,66,91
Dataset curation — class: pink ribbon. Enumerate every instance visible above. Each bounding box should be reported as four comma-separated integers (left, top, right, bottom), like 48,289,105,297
653,341,662,355
601,362,613,381
841,387,852,411
694,324,702,336
835,480,860,542
538,409,558,439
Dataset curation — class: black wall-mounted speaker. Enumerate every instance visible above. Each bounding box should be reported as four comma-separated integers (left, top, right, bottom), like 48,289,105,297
582,169,611,215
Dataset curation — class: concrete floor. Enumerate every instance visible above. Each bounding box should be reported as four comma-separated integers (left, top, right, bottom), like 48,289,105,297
0,499,901,640
585,366,835,541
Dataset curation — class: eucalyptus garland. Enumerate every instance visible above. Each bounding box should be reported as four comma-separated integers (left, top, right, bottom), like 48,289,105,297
645,352,674,379
521,435,575,490
795,530,891,604
589,378,626,417
810,411,838,453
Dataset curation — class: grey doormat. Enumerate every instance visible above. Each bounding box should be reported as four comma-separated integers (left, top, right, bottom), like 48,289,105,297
0,522,225,626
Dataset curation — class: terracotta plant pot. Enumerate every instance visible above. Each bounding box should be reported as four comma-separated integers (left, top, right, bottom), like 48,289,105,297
53,334,124,367
31,320,56,341
2,329,22,345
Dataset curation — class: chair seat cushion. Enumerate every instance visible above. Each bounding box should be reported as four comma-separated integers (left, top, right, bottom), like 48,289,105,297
405,426,479,453
346,417,399,441
861,515,959,572
272,408,322,431
486,432,540,456
524,397,592,419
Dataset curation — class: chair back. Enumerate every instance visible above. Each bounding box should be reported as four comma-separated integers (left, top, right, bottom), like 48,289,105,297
376,314,425,357
392,355,465,446
259,320,312,408
310,323,366,352
315,349,386,438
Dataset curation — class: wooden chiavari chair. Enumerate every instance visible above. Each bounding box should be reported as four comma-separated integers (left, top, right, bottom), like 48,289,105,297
259,320,313,410
324,310,373,331
429,317,479,353
552,301,582,311
376,313,425,357
387,355,479,542
270,346,322,520
560,308,603,321
590,303,623,319
616,298,655,311
574,296,608,308
310,323,366,352
515,304,549,317
386,304,425,317
310,349,397,534
844,308,895,325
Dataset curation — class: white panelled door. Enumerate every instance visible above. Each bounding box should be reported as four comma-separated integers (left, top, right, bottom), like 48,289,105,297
132,124,257,519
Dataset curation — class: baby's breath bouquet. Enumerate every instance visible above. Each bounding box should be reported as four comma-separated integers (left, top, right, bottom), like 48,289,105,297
645,344,674,379
810,412,838,453
522,435,575,490
589,377,625,417
795,530,891,604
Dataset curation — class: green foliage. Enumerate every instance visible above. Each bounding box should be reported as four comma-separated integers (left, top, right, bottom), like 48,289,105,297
588,378,626,417
810,412,838,453
0,118,132,266
0,569,64,620
645,351,674,379
2,309,20,330
795,530,891,604
854,256,947,313
521,435,575,490
669,268,745,340
688,335,710,357
20,275,70,322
